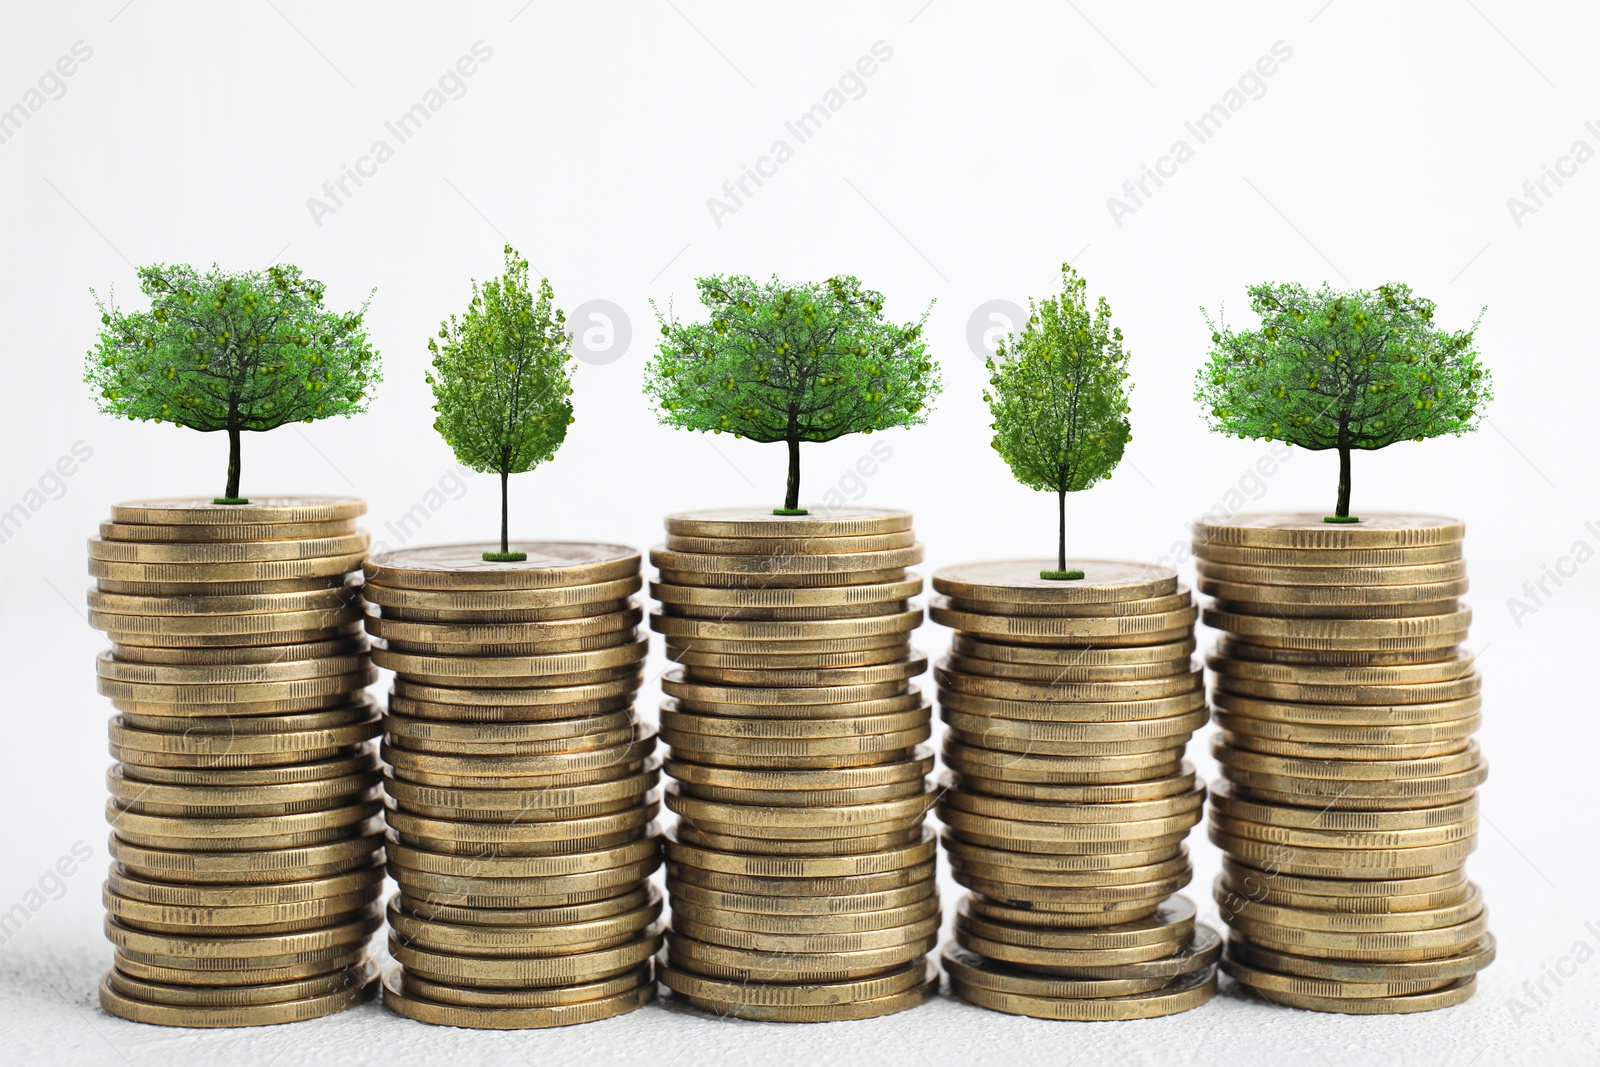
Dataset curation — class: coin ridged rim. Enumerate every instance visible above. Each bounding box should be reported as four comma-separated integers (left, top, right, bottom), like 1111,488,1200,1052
1228,933,1495,982
950,966,1215,1020
932,560,1178,604
382,968,655,1027
650,543,923,575
99,969,375,1026
1192,513,1464,548
663,506,913,537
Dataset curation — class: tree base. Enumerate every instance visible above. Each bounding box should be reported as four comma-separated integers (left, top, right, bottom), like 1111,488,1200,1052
213,497,250,505
1039,569,1086,581
1323,515,1362,524
772,508,810,516
482,551,528,562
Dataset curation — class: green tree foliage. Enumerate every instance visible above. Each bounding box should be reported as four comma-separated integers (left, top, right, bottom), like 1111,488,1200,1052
643,274,939,512
428,246,574,560
86,263,378,502
985,265,1131,579
1196,282,1491,519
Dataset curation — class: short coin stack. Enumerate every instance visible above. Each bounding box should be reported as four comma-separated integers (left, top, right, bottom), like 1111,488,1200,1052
1194,512,1494,1014
930,560,1220,1021
364,543,662,1029
650,506,939,1021
87,496,383,1027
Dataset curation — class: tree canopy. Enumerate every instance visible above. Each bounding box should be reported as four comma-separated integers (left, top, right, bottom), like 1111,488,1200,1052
643,273,939,512
86,262,378,501
427,245,574,559
985,264,1131,577
1196,281,1490,518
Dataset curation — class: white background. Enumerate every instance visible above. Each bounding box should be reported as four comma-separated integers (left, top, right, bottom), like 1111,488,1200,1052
2,1,1597,1063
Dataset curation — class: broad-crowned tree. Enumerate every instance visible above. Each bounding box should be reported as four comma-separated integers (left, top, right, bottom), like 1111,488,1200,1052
1196,282,1490,519
644,274,938,513
985,264,1131,579
87,263,378,502
428,245,574,561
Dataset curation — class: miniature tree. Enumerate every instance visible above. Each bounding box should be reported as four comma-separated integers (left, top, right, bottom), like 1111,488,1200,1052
984,265,1131,580
1196,282,1490,520
86,263,378,503
643,274,939,514
428,246,574,561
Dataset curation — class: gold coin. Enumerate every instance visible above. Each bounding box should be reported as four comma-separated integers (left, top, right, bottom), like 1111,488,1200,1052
941,591,1191,620
665,875,934,916
370,637,647,682
104,911,381,960
1199,575,1470,606
1240,973,1478,1013
661,668,915,707
366,606,640,644
935,664,1202,703
951,634,1196,666
661,707,930,742
1215,639,1462,669
656,566,909,589
89,533,368,564
388,859,659,908
107,959,376,1006
112,945,366,985
664,860,935,899
936,686,1205,724
1211,823,1476,870
1228,933,1495,983
1218,775,1485,813
662,632,910,655
961,894,1163,928
653,576,921,608
667,971,937,1022
365,574,640,610
659,953,928,1005
932,560,1177,604
92,603,364,639
385,832,659,877
952,918,1184,968
397,886,653,928
88,585,358,620
1196,557,1468,587
950,867,1188,907
90,555,365,584
1220,881,1484,934
106,864,383,908
106,768,375,819
665,746,932,790
941,764,1197,804
942,805,1198,847
112,497,365,525
942,834,1188,875
651,610,922,643
941,785,1204,826
1212,737,1482,780
650,543,923,576
387,894,661,953
1221,955,1460,1000
107,833,383,886
662,726,929,759
940,944,1172,998
1208,651,1478,688
667,644,913,672
110,710,378,751
380,967,655,1028
1212,673,1481,708
115,751,376,787
665,691,925,723
100,517,359,544
1209,597,1460,621
950,967,1215,1020
104,886,379,935
670,894,939,937
958,894,1194,950
1214,712,1481,749
1209,780,1475,830
107,795,380,841
1217,733,1472,763
658,600,910,623
931,597,1197,643
1194,540,1463,568
1193,513,1464,549
1217,877,1468,917
390,964,651,1008
99,970,375,1027
665,929,934,982
940,709,1207,747
364,542,639,591
107,635,365,667
1212,691,1483,728
664,529,918,554
1204,605,1471,641
673,823,925,856
387,927,660,987
942,739,1183,779
104,624,364,653
664,505,913,538
665,828,933,875
673,657,926,688
383,767,656,817
945,653,1193,684
673,777,924,809
666,795,932,840
96,653,368,688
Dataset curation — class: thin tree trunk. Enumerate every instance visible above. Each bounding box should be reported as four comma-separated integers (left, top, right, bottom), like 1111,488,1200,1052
1335,445,1352,518
224,424,241,500
784,437,801,511
500,469,510,554
1057,489,1067,574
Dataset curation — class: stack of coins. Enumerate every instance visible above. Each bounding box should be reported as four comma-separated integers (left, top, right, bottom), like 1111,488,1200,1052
364,543,662,1029
649,507,940,1021
1194,513,1494,1014
929,560,1220,1021
87,496,383,1027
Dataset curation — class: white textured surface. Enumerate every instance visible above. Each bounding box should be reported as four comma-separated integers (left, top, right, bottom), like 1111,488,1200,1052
4,0,1600,1063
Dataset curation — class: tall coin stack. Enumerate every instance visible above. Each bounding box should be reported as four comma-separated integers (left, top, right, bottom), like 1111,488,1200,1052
650,507,940,1021
88,497,383,1027
363,543,663,1029
1194,513,1494,1014
930,561,1220,1021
